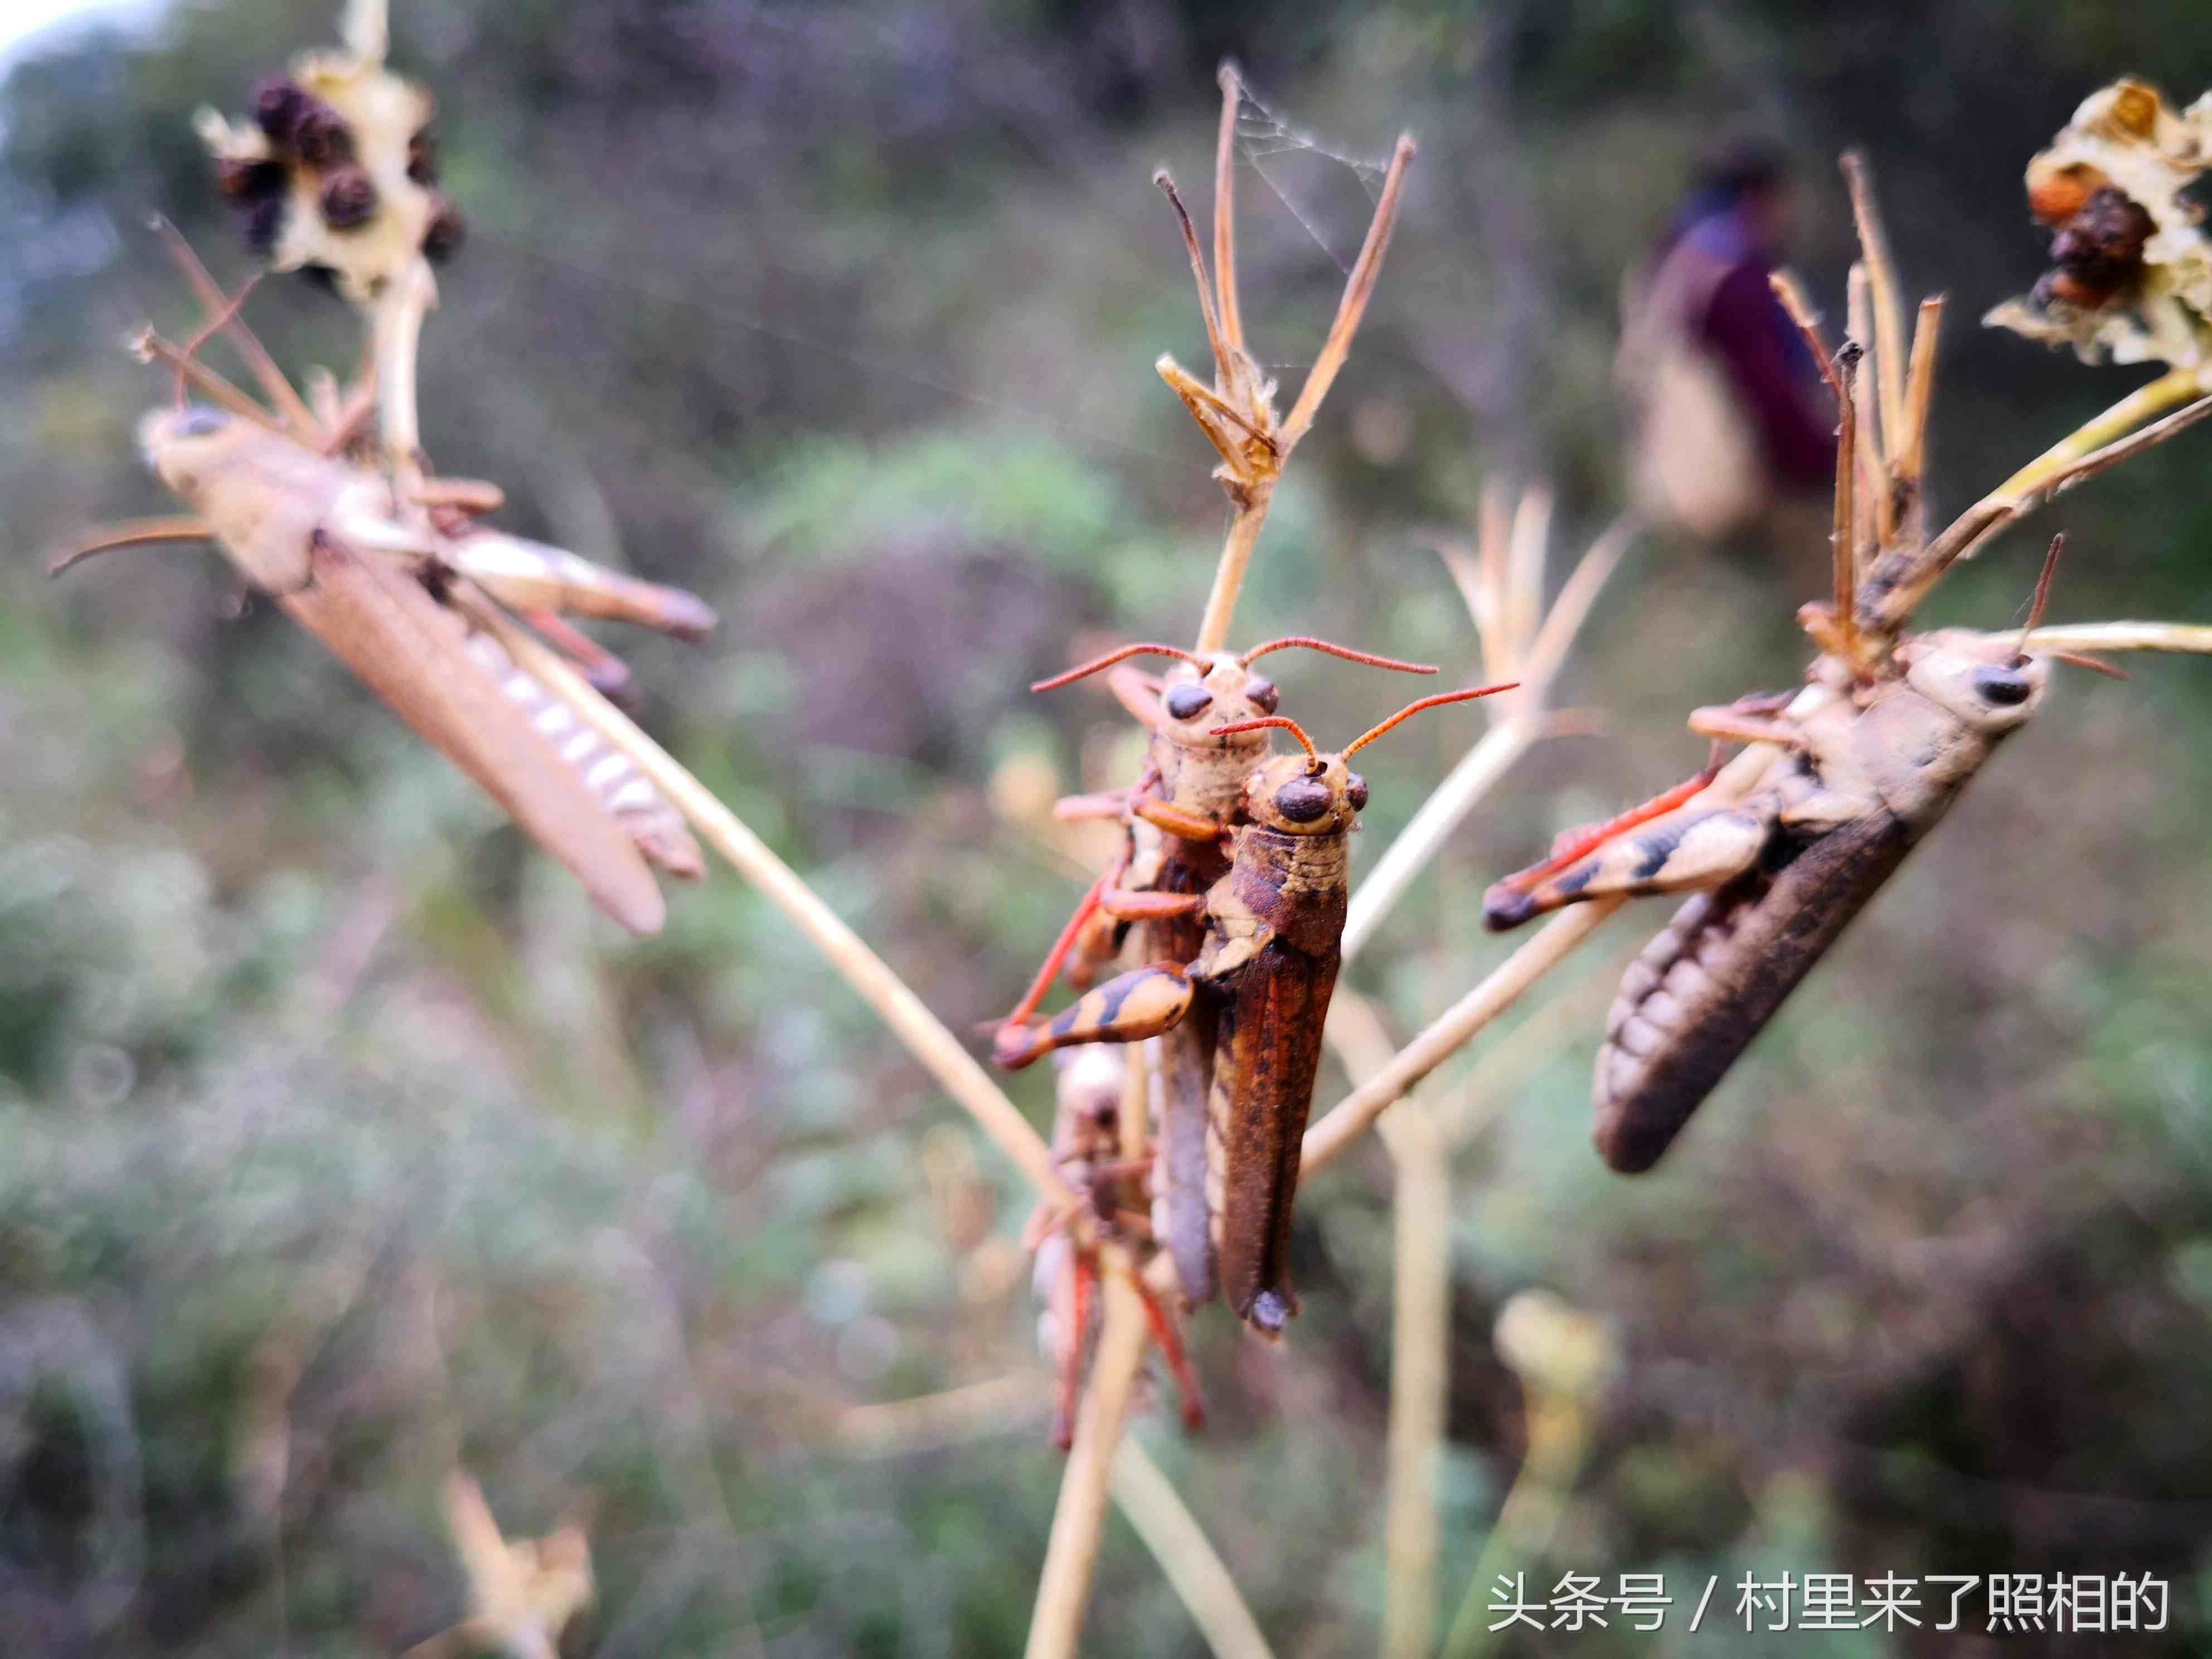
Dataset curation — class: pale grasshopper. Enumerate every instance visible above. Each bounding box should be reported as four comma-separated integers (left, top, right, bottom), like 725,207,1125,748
1483,158,2212,1171
55,238,717,934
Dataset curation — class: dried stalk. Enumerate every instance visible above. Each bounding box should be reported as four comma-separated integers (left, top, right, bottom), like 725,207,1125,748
454,591,1075,1207
1377,1105,1450,1659
2014,622,2212,655
1110,1440,1276,1659
1025,1253,1149,1659
1302,900,1624,1181
1840,151,1908,448
1278,135,1417,453
1342,512,1633,962
1875,385,2212,627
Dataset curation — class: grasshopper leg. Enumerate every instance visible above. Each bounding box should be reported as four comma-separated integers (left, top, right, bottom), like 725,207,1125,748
1485,795,1776,930
992,963,1195,1069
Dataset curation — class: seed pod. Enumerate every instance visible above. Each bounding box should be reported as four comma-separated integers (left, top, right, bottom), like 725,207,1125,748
215,156,287,201
422,197,466,264
292,101,356,170
406,130,438,186
319,167,379,231
2026,163,2110,229
251,76,313,143
243,195,288,258
2049,186,2154,292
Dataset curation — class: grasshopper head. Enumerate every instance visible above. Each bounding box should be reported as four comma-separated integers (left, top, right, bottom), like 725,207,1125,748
136,404,241,504
1898,627,2049,734
1158,652,1280,754
1243,751,1365,836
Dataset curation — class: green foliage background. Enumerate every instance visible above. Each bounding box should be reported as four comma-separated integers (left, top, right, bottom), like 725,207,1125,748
5,0,2212,1652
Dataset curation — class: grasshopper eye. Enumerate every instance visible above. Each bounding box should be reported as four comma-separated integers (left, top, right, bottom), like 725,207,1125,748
1273,777,1332,822
174,406,228,437
1246,677,1280,714
1163,684,1214,721
1972,665,2033,706
1346,773,1368,811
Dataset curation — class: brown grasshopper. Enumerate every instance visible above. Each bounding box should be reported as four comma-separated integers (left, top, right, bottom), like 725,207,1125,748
55,260,717,935
1000,685,1514,1333
1026,1046,1204,1449
1482,163,2211,1172
994,636,1435,1307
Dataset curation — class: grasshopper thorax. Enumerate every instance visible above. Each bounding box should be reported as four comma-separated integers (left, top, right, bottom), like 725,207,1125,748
1243,751,1366,836
1895,627,2049,734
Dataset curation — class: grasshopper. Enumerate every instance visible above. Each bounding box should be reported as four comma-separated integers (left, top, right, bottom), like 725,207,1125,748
55,256,717,935
1000,685,1514,1334
1482,172,2211,1172
995,636,1436,1308
1026,1046,1204,1449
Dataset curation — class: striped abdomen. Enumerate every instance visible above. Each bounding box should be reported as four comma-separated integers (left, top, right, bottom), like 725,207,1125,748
1594,810,1912,1172
463,632,704,880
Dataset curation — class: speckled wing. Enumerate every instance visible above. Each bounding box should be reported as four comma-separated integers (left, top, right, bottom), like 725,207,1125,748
279,532,668,934
1593,809,1913,1172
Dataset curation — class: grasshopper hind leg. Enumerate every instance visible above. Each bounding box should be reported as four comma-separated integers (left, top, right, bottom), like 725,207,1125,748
1485,799,1775,930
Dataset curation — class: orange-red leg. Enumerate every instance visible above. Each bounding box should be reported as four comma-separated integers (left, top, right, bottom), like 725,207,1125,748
1136,1279,1206,1433
996,855,1126,1042
1495,748,1724,900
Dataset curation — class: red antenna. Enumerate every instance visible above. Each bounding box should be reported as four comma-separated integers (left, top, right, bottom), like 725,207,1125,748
1207,714,1316,758
1343,683,1518,757
1239,637,1437,675
1031,642,1201,693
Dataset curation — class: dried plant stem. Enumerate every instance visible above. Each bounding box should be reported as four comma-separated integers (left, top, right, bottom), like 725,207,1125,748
2015,622,2212,654
1110,1440,1276,1659
1302,900,1624,1181
1212,65,1246,353
1433,1424,1592,1659
371,258,432,470
1026,1254,1149,1659
833,1372,1052,1454
1342,515,1632,963
1987,363,2206,503
1279,135,1417,450
1378,1104,1450,1659
1194,492,1275,656
1840,151,1908,446
1879,384,2212,627
455,592,1075,1209
1342,720,1533,961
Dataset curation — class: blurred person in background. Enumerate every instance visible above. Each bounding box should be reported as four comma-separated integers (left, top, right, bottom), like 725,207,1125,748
1619,135,1837,545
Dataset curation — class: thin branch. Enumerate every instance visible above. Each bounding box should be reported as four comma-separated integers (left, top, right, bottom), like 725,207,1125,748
129,329,282,430
1110,1440,1275,1659
1213,64,1245,357
151,218,319,437
1878,387,2212,628
1026,1255,1149,1659
1302,900,1624,1180
1192,496,1274,657
2012,621,2212,655
1279,134,1417,451
1379,1105,1449,1659
453,589,1075,1207
1341,517,1632,962
1898,295,1944,487
1840,150,1908,448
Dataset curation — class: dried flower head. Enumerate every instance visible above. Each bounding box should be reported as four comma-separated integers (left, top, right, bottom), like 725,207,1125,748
195,21,455,301
1986,78,2212,368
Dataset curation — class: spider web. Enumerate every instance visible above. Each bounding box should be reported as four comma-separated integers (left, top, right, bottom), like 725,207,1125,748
1228,71,1395,284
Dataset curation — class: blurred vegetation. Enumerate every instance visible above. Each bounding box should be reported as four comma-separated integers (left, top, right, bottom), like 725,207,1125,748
6,0,2212,1652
